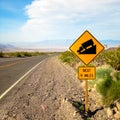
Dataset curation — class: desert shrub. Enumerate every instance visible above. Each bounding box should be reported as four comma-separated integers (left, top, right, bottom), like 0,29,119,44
97,75,113,97
97,71,120,106
112,71,120,81
96,67,113,79
88,66,113,87
59,51,77,65
24,52,32,57
95,46,120,70
104,46,120,70
0,51,4,57
16,52,25,57
104,80,120,105
95,52,106,66
0,51,46,58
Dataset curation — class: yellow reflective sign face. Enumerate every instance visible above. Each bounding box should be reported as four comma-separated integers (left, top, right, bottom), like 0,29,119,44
69,30,104,65
78,66,96,80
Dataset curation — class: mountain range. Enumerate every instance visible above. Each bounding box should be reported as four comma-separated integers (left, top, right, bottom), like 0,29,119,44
0,39,119,52
0,44,16,51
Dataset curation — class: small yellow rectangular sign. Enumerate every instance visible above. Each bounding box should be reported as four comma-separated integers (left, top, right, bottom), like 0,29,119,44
78,66,96,80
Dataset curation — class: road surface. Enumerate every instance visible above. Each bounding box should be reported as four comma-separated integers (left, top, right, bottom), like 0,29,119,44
0,56,108,120
0,55,49,96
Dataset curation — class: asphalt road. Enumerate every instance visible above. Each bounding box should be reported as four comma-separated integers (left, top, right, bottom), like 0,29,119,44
0,55,49,96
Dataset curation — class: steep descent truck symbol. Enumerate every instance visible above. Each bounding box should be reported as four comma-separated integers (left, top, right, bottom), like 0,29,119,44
77,39,96,54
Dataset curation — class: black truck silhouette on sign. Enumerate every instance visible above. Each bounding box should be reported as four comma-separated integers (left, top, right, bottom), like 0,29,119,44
77,39,96,54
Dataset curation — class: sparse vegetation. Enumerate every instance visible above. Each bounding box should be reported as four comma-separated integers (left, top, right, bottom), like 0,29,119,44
0,51,4,57
104,46,120,70
88,66,113,87
95,46,120,70
97,70,120,106
89,66,120,106
59,46,120,69
0,51,46,58
59,46,120,107
59,51,79,65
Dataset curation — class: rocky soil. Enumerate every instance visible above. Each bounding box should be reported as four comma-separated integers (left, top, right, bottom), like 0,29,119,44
0,56,119,120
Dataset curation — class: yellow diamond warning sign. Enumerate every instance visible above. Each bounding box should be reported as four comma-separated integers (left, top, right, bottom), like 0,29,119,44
69,30,104,65
78,66,96,80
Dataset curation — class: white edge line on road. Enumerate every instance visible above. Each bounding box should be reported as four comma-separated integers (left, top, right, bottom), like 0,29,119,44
0,59,45,100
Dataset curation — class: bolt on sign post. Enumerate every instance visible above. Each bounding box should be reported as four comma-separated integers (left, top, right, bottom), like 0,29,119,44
69,30,104,113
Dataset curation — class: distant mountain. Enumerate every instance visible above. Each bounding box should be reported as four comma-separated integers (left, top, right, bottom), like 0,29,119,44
29,39,120,48
37,39,73,46
0,44,16,51
0,39,119,51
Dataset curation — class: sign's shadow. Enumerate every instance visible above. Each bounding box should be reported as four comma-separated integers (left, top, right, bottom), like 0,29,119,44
69,100,103,120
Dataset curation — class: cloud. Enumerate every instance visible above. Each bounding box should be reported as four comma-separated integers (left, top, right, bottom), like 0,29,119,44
20,0,120,42
0,0,119,46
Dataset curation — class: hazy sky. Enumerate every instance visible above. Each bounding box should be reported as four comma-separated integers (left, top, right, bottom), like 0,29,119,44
0,0,120,47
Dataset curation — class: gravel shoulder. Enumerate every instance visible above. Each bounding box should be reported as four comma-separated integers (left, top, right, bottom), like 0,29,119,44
0,56,108,120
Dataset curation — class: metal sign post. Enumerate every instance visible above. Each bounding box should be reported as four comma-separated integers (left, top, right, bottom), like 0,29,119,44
78,66,95,113
85,80,88,113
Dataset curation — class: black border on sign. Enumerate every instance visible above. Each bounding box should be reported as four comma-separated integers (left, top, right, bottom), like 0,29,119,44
69,30,105,65
78,66,96,80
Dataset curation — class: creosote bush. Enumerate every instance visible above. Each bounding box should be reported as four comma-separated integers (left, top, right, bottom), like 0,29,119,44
96,46,120,70
59,51,78,65
97,71,120,106
0,52,46,58
105,47,120,70
0,51,4,57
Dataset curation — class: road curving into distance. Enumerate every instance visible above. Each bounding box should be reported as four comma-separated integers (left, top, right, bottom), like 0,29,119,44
0,54,50,99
